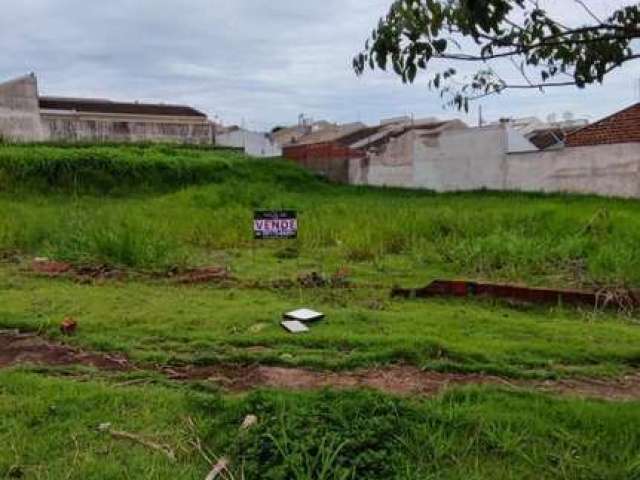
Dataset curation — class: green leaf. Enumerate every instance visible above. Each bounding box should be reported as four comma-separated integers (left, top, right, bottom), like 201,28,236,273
407,63,417,83
432,39,447,53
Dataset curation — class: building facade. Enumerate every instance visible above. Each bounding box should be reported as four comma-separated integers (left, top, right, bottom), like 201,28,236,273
215,127,282,157
0,74,213,144
0,74,45,142
284,105,640,199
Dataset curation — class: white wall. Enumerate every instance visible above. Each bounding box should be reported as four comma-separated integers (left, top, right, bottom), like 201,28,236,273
505,126,538,153
216,129,282,158
353,124,640,199
42,113,212,144
413,126,506,191
358,129,416,187
506,143,640,198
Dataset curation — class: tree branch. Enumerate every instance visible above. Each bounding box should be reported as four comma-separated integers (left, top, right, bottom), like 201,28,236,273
573,0,603,24
509,57,537,89
355,0,640,110
466,53,640,98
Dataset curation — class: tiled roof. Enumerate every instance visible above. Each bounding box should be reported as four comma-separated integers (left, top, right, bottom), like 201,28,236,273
527,128,578,150
39,96,207,118
294,123,367,146
349,120,466,150
565,103,640,147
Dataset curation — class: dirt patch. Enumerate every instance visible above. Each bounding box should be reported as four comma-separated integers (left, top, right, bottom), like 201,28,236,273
537,374,640,401
297,270,350,288
3,331,640,401
250,269,355,291
163,364,502,396
155,362,640,401
171,267,232,285
31,259,127,282
28,259,363,291
73,264,127,282
31,259,73,276
0,331,131,371
30,259,232,285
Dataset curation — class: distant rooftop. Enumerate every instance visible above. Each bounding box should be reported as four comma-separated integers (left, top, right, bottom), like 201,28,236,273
39,96,207,118
565,102,640,147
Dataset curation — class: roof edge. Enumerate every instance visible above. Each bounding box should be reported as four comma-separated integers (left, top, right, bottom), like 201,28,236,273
564,101,640,143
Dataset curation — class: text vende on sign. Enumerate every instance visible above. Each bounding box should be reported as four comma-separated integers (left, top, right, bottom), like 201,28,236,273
253,210,298,239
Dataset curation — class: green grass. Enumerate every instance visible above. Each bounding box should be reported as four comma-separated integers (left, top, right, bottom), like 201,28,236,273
3,143,640,478
1,370,640,480
0,143,250,193
1,144,640,376
1,144,640,283
1,263,640,377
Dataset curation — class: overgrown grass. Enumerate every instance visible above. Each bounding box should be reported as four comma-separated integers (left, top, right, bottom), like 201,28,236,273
2,370,640,479
4,144,640,479
2,143,640,375
0,143,320,194
2,143,640,282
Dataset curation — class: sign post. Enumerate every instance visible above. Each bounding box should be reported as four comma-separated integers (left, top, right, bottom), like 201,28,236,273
253,210,298,240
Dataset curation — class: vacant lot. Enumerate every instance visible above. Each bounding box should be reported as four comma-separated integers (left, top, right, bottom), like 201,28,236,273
1,144,640,479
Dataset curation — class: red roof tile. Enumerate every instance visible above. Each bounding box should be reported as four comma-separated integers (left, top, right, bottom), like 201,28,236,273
565,103,640,147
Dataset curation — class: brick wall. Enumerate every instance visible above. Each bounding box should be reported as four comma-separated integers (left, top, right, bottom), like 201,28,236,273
283,142,365,183
565,103,640,147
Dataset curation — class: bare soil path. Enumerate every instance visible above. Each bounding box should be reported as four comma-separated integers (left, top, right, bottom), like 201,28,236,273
2,331,640,401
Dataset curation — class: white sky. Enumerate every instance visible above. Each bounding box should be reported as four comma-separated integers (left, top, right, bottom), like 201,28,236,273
1,0,638,130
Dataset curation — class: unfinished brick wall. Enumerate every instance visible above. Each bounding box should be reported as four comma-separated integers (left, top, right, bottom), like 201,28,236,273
283,143,364,183
565,103,640,147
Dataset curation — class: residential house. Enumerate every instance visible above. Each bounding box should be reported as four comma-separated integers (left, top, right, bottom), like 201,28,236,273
506,102,640,197
215,126,282,158
0,73,213,144
564,102,640,147
284,103,640,199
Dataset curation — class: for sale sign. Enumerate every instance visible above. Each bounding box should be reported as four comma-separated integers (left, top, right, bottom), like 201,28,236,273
254,210,298,239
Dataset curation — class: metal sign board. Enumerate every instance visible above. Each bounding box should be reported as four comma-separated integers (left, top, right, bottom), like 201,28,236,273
253,210,298,239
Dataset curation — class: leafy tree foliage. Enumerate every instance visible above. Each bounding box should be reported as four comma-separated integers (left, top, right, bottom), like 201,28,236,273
353,0,640,110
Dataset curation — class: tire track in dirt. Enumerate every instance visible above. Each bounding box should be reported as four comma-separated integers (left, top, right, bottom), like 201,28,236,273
2,332,640,401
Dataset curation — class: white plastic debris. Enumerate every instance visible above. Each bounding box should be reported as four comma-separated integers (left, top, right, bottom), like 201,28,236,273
205,457,229,480
281,320,310,333
240,415,258,430
98,422,112,432
284,308,325,322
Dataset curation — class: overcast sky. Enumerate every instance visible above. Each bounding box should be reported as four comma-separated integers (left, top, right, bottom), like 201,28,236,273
1,0,639,130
